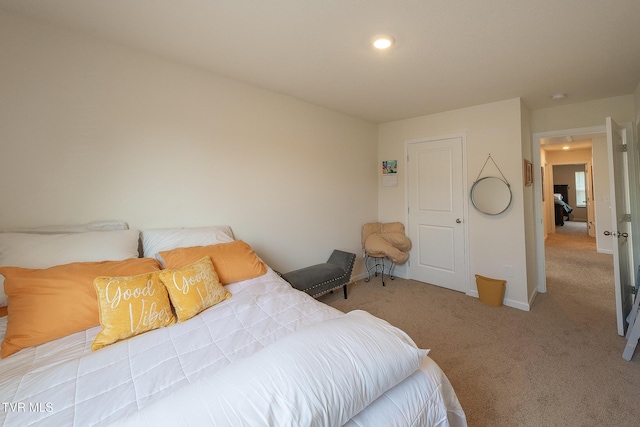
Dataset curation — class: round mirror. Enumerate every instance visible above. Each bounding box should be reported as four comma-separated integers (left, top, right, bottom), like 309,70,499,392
470,176,512,215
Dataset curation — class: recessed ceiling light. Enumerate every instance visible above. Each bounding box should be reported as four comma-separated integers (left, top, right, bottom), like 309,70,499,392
551,93,567,100
372,35,394,49
562,146,570,150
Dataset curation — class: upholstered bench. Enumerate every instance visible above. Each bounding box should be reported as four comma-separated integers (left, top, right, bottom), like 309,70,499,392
282,250,356,299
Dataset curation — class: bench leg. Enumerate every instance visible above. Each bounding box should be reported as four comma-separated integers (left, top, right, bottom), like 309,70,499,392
343,285,347,299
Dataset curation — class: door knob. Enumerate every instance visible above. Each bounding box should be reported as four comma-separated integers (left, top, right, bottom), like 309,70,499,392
604,231,612,236
456,218,462,224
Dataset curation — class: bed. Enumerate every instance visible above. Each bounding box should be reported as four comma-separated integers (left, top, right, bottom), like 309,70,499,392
554,194,573,226
553,185,573,226
0,222,466,426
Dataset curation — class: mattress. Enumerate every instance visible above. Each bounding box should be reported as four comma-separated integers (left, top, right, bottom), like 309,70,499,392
0,268,466,426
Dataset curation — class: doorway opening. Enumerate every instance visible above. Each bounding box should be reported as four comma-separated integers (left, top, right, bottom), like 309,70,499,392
551,163,592,236
541,135,611,294
533,126,609,294
534,120,638,337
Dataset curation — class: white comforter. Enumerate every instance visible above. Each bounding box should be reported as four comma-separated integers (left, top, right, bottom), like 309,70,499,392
0,269,466,426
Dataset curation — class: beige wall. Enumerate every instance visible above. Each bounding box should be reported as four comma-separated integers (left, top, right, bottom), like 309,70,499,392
521,100,538,304
378,98,531,310
1,10,637,309
531,95,635,133
636,81,640,136
0,11,378,275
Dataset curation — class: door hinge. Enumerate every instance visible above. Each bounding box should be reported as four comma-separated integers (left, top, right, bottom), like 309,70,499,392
622,213,632,222
621,144,628,152
632,285,637,295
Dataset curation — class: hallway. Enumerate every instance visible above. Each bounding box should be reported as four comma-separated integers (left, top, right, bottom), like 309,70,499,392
544,220,615,320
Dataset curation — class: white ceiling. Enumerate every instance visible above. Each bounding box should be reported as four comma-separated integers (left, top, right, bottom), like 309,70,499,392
541,134,599,152
1,0,639,123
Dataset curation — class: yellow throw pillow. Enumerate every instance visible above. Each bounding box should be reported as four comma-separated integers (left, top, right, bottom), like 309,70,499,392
0,258,161,358
159,240,267,285
92,270,176,351
159,257,231,322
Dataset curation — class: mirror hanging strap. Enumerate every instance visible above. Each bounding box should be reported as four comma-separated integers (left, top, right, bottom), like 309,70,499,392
474,154,510,186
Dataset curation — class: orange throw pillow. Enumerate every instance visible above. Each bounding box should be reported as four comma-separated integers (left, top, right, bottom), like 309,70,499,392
0,258,161,358
159,240,267,285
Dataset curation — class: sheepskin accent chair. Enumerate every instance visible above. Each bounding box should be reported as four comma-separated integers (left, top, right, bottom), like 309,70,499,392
361,222,411,286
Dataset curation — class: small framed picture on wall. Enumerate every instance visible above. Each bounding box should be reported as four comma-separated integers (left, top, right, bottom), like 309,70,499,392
382,160,398,187
523,159,533,186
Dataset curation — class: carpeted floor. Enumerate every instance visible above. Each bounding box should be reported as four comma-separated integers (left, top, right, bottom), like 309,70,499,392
321,222,640,426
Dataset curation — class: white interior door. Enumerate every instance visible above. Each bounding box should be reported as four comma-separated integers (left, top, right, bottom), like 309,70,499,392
407,136,467,292
606,117,634,336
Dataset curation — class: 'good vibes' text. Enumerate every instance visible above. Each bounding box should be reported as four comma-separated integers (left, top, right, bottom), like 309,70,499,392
104,278,171,333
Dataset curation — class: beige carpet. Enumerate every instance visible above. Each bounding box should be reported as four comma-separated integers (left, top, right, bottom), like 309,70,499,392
321,223,640,426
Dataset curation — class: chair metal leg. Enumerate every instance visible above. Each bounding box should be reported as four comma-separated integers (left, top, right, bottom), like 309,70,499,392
364,255,395,286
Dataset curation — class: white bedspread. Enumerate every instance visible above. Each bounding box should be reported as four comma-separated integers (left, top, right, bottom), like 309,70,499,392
117,310,428,426
0,269,466,426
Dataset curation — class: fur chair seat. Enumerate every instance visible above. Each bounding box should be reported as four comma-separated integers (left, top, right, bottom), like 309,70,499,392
361,222,411,264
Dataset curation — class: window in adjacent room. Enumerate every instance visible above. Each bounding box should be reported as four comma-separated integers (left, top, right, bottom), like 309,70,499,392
575,171,586,207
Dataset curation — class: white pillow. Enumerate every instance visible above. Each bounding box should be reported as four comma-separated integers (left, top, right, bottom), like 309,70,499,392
116,310,427,426
0,229,140,307
141,226,235,264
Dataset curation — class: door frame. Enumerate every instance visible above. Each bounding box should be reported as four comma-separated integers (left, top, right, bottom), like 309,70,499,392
532,125,605,293
404,132,471,294
532,122,638,295
586,162,596,238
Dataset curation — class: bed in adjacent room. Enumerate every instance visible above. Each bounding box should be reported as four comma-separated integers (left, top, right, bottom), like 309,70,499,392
0,222,466,426
553,184,573,226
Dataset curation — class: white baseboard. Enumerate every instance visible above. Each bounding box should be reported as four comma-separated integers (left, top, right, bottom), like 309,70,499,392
467,289,531,311
351,272,369,282
352,273,531,311
351,270,408,283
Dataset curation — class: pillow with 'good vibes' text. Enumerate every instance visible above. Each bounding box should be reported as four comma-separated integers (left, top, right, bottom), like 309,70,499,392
159,257,231,322
92,270,175,351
